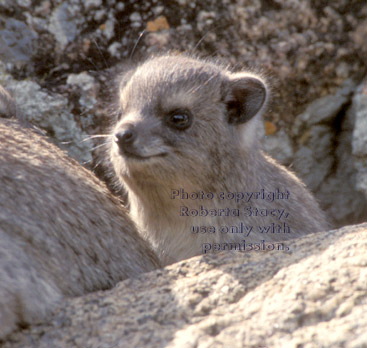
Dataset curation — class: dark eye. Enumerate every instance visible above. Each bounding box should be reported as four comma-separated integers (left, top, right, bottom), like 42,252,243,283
166,109,192,130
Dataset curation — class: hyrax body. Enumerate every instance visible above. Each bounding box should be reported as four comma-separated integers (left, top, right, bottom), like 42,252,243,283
0,90,160,339
110,54,328,266
0,85,16,118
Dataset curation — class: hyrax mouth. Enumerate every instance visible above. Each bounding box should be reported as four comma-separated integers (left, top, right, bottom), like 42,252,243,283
114,130,166,162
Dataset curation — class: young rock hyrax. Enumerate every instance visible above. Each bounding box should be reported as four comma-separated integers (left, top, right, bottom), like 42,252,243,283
110,54,329,266
0,93,160,339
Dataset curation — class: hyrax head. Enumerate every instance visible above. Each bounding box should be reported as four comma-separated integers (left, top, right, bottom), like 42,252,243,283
110,54,267,190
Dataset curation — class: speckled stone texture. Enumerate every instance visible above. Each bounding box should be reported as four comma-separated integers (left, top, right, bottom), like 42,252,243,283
0,0,366,128
3,223,366,348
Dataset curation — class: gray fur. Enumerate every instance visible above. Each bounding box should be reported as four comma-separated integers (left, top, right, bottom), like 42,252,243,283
0,85,16,119
0,99,160,339
110,54,329,265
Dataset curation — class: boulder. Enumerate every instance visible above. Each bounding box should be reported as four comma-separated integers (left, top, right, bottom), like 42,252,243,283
3,223,366,348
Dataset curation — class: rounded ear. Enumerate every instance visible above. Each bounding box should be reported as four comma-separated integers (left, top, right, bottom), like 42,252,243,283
224,73,267,125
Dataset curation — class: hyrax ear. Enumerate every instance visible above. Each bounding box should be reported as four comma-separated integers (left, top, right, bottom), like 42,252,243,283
224,73,267,125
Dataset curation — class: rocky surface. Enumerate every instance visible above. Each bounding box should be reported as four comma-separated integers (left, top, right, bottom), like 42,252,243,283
1,0,366,124
3,223,367,348
3,74,93,162
352,79,367,198
290,80,367,226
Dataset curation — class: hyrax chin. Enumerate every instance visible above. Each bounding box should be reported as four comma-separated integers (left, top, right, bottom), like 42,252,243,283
110,54,329,266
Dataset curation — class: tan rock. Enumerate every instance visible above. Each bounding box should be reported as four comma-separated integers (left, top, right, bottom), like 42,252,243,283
3,224,366,348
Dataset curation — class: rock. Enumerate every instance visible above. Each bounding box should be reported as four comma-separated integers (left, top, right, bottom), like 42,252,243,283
4,79,93,163
0,0,366,124
108,42,122,59
260,126,294,165
48,2,82,49
0,16,37,69
66,72,95,92
292,79,356,135
352,79,367,198
0,61,95,163
292,80,367,226
102,17,115,40
293,125,334,191
66,72,98,128
3,223,367,347
84,0,102,10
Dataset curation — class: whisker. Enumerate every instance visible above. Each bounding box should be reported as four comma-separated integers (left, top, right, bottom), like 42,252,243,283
90,142,110,152
188,74,217,94
193,32,210,51
81,159,93,165
92,38,109,69
130,30,146,60
85,57,100,72
80,134,113,142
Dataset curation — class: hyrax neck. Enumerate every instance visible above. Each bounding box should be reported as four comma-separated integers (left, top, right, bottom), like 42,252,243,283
124,150,274,264
124,146,327,266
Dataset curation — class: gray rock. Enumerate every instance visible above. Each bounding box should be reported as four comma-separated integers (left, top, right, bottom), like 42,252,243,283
292,80,367,226
292,79,356,135
84,0,102,10
316,104,367,226
48,2,82,49
293,125,334,191
66,72,95,91
260,127,294,165
351,81,367,154
94,9,106,21
0,0,31,7
352,79,367,198
5,79,93,163
129,12,142,22
354,159,367,198
103,17,115,40
3,223,367,348
66,72,98,128
108,42,122,59
0,16,37,67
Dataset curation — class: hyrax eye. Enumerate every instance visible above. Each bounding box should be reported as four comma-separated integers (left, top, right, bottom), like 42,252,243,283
166,109,192,130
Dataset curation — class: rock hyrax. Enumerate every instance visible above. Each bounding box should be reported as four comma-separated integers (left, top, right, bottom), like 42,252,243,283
110,54,329,266
0,93,160,339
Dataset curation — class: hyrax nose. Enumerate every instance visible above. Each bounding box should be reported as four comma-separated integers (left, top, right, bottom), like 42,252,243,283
115,127,137,150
